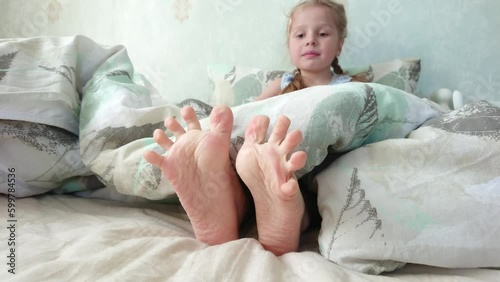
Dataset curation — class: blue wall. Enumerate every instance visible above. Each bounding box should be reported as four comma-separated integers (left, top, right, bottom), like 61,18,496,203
342,0,500,102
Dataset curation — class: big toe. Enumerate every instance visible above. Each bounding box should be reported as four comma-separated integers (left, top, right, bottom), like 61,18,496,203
210,105,234,136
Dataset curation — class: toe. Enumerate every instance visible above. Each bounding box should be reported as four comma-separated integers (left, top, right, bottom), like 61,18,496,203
279,129,303,155
153,129,174,150
165,116,186,138
181,106,201,131
268,115,291,145
210,106,234,136
143,150,165,169
245,115,270,143
280,177,300,198
287,151,307,172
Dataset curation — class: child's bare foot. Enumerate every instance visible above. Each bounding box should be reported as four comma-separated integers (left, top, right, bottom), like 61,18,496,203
235,115,308,256
144,106,247,245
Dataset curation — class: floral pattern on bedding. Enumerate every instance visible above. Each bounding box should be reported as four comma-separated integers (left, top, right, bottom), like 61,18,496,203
423,100,500,141
324,168,385,249
317,100,500,274
0,51,18,82
0,120,77,155
0,120,94,196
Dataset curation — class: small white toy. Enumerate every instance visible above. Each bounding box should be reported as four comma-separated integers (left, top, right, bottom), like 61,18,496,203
429,88,464,110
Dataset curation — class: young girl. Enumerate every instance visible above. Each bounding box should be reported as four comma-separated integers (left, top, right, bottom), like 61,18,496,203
257,0,363,101
144,0,355,256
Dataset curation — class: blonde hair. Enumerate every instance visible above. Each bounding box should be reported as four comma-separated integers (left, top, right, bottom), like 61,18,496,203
282,0,365,94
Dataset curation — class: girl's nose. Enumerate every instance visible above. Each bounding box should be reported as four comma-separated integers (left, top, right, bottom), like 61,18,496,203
306,36,317,46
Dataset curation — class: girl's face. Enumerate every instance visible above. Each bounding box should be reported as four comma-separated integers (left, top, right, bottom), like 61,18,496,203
288,5,343,74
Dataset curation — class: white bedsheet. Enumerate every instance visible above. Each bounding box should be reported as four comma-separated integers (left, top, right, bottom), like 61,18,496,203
1,194,498,281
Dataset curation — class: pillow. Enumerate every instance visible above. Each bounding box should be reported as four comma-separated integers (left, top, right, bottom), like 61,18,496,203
345,58,421,94
207,64,285,106
206,58,421,106
193,82,439,178
316,100,500,274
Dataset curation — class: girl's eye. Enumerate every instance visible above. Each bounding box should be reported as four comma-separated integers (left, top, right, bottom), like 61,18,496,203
319,32,329,37
296,34,304,38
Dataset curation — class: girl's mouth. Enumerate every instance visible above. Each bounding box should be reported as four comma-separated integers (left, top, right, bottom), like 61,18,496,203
302,51,320,57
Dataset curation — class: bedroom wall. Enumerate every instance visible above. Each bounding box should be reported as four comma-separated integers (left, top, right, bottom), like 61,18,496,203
1,0,499,104
342,0,500,105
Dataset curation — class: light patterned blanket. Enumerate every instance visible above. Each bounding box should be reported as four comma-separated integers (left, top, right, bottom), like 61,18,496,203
0,35,180,198
316,101,500,273
2,36,499,274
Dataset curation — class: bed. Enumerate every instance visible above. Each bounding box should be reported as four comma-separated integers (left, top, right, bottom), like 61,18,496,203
1,1,500,281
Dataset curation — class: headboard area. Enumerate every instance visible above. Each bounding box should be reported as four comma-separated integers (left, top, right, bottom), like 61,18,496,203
1,0,499,105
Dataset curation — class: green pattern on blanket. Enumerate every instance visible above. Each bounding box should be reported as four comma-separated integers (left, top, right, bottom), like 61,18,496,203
222,83,439,178
78,42,182,200
300,83,435,174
